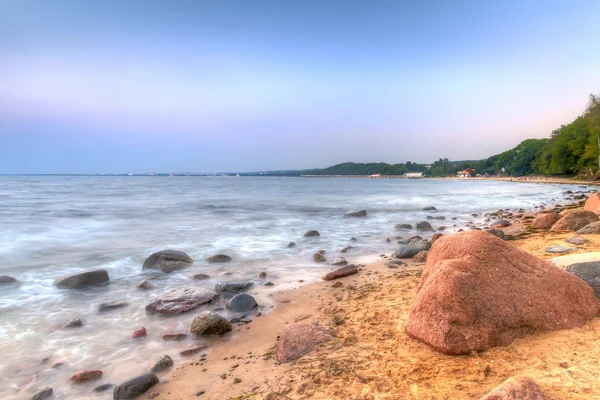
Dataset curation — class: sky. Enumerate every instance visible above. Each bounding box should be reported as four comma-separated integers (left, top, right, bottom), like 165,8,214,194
1,0,600,174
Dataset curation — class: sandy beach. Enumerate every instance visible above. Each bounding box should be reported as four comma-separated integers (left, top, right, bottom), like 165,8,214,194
147,196,600,399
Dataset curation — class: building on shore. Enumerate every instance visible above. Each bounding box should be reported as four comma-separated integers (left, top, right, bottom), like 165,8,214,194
405,172,423,179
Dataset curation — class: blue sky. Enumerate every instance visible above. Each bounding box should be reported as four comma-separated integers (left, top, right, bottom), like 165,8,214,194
1,0,600,173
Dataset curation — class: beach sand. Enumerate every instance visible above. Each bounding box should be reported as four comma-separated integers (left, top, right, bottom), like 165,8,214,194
150,227,600,400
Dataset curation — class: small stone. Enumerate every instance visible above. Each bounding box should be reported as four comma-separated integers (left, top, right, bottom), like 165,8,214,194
233,378,242,384
546,245,575,254
132,327,147,339
149,355,174,373
63,318,83,329
0,275,18,284
70,370,103,383
190,311,233,336
258,272,267,278
97,302,128,313
136,280,154,290
207,254,232,263
191,274,210,280
93,383,114,392
303,230,320,237
286,242,296,248
314,252,327,262
162,333,188,341
30,387,53,400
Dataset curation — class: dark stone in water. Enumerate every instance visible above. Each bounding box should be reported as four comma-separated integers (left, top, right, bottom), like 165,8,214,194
93,383,114,392
180,345,207,356
344,209,367,217
264,282,275,286
63,318,83,328
162,333,188,341
191,273,210,280
113,373,159,400
149,354,173,372
145,288,218,315
227,293,258,313
350,237,357,242
142,250,193,273
0,275,17,284
215,282,253,294
30,387,53,400
286,242,296,248
331,257,348,266
341,246,354,253
304,230,320,237
136,280,153,290
395,224,412,230
98,302,128,313
54,269,109,289
416,221,434,232
423,206,437,211
207,254,232,263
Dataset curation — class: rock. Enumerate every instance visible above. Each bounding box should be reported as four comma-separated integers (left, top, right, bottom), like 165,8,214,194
545,245,575,254
322,264,358,281
275,324,334,362
227,293,258,312
415,221,433,232
215,282,253,294
395,239,431,258
340,246,354,253
258,272,267,278
286,242,296,248
584,193,600,215
190,311,232,336
431,233,444,244
331,257,347,266
132,327,147,339
332,281,343,288
405,230,599,355
387,260,407,269
487,228,506,240
207,254,232,263
264,282,275,286
423,206,437,211
70,370,103,383
63,318,83,329
98,302,128,313
413,250,428,263
530,212,561,229
344,209,367,217
180,344,207,356
303,230,320,237
136,280,153,290
573,194,585,200
162,333,188,341
395,224,412,230
0,275,17,284
481,376,547,400
490,219,511,228
113,373,159,400
191,273,210,280
30,387,53,400
149,355,173,373
93,383,114,392
566,235,589,245
314,252,327,262
54,269,109,289
549,253,600,298
350,237,357,242
142,250,193,273
576,221,600,234
145,288,218,315
551,210,599,232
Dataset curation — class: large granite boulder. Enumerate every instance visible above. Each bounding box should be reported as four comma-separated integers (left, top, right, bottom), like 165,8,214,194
344,209,367,217
275,324,334,362
405,231,599,355
142,250,192,273
551,210,599,232
322,264,358,281
145,288,218,315
584,192,600,215
481,376,547,400
113,372,159,399
190,311,232,336
576,221,600,234
227,293,258,312
395,239,431,258
54,269,109,289
530,212,561,229
549,252,600,298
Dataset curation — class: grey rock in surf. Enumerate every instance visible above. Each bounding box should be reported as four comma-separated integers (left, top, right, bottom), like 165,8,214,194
30,387,53,400
344,209,367,217
54,269,109,289
215,282,253,293
148,354,173,373
304,230,320,237
207,254,232,263
395,239,431,258
415,221,434,232
0,275,17,284
142,250,193,273
145,287,218,315
227,293,258,313
113,372,159,399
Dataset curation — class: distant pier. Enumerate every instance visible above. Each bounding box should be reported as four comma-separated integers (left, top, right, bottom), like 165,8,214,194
300,173,423,179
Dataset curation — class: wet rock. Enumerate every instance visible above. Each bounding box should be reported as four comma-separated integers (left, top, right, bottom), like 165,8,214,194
551,210,599,232
531,212,561,229
276,324,334,362
98,302,128,313
314,252,327,262
132,327,147,339
264,281,275,286
93,383,114,392
576,221,600,234
415,221,433,232
340,246,354,253
481,376,547,400
63,318,83,329
70,370,103,383
303,230,320,237
207,254,232,263
190,311,232,336
286,242,296,248
387,260,407,269
30,387,53,400
113,372,159,400
136,280,153,290
566,235,589,246
0,275,17,284
490,219,511,228
350,237,357,242
331,257,348,266
142,250,193,273
413,250,428,263
395,239,431,258
487,228,506,240
215,282,253,294
145,288,218,315
431,233,444,244
584,193,600,215
423,206,437,211
149,355,173,373
162,333,188,341
395,224,412,230
550,253,600,299
546,245,575,254
191,273,210,280
258,272,267,278
405,230,599,355
54,269,109,289
180,344,207,356
322,264,358,281
227,293,258,313
344,209,367,217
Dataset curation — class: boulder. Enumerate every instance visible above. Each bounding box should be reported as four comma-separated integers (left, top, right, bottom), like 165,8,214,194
191,273,210,280
331,257,348,266
431,233,444,244
93,384,114,392
416,221,434,232
344,209,367,217
207,254,232,263
545,245,574,254
304,230,320,237
148,355,173,373
423,206,437,211
405,231,599,355
145,288,218,315
314,252,327,262
54,269,109,289
576,221,600,234
136,280,153,290
70,370,102,383
340,246,354,253
132,327,147,339
490,219,511,228
30,387,53,400
98,302,128,313
395,239,431,258
63,318,83,329
551,210,599,232
286,242,296,248
584,193,600,215
387,260,407,269
180,344,207,356
566,235,589,246
142,250,193,273
395,224,412,230
481,376,547,400
549,253,600,299
258,271,267,278
113,373,159,400
530,213,561,229
275,324,334,362
190,311,232,336
487,229,506,240
0,275,17,284
413,250,428,263
322,264,358,281
227,293,258,313
215,282,253,293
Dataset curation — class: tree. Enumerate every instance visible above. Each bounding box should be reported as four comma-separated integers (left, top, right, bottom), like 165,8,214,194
586,93,600,169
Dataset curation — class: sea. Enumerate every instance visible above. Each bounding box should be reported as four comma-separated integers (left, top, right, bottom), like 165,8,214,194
0,175,583,398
